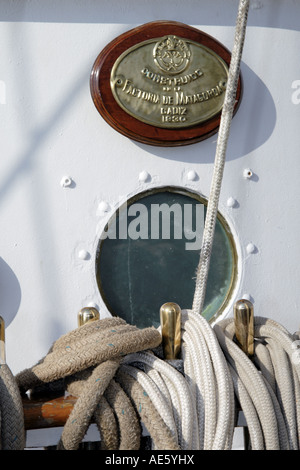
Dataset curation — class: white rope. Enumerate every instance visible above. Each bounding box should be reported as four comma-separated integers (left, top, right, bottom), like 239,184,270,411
119,313,299,451
119,363,178,445
181,310,235,450
122,351,198,450
192,0,250,315
228,363,265,450
214,317,300,450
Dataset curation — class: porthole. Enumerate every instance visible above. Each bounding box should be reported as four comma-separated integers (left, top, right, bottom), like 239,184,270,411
96,187,237,328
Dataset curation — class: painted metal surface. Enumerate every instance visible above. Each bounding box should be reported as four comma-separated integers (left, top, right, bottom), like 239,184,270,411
0,4,300,449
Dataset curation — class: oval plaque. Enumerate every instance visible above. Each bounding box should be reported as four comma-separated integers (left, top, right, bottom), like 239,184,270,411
90,21,242,146
111,36,228,129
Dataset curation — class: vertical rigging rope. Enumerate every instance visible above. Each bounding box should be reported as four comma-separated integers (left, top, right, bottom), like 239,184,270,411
192,0,250,315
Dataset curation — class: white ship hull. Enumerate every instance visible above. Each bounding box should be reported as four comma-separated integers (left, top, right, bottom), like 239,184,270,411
1,0,299,450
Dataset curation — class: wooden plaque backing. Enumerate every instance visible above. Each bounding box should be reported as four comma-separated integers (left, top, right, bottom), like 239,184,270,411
90,21,242,147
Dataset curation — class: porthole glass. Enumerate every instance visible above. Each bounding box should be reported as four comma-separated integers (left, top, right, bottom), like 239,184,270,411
96,187,237,328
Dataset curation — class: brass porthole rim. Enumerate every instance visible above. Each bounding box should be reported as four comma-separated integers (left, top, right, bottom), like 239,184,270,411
95,185,238,324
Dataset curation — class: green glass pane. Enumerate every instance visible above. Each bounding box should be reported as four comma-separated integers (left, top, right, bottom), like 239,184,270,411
96,189,236,328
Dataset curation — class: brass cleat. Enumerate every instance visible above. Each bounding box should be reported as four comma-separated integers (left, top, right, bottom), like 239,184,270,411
234,299,254,357
77,307,100,327
160,302,181,360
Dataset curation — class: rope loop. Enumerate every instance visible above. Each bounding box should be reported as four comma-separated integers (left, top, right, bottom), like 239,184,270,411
16,316,183,450
214,317,300,450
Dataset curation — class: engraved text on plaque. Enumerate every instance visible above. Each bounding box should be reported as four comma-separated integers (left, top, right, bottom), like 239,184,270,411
110,35,228,129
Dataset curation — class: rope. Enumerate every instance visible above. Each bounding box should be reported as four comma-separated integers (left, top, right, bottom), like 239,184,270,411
192,0,250,315
0,363,25,450
0,315,25,450
214,317,300,450
181,310,235,450
16,316,184,450
116,368,179,450
118,363,178,444
7,310,299,451
104,378,141,450
17,317,159,392
122,351,197,450
57,360,121,450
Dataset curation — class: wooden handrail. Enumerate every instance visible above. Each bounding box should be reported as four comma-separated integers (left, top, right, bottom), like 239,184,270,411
22,394,246,431
23,394,78,430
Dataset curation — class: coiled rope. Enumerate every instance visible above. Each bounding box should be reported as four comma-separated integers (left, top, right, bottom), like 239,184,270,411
6,308,299,451
181,310,235,450
16,317,183,450
214,317,300,450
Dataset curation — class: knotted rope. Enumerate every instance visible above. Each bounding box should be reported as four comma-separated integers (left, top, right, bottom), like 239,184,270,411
16,316,181,450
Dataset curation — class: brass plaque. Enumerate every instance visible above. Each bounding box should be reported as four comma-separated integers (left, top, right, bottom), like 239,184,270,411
90,21,242,146
110,35,228,129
